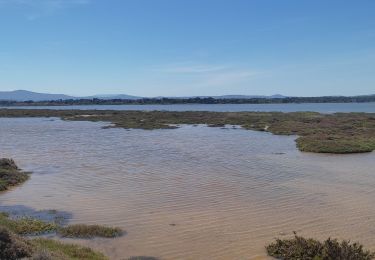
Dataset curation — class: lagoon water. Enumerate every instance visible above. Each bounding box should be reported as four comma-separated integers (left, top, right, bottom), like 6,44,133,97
0,118,375,259
2,102,375,113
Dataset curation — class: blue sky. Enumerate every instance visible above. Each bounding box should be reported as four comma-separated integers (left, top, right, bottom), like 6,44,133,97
0,0,374,97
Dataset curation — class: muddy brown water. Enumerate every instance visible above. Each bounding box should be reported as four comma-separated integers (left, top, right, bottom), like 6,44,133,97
0,118,374,260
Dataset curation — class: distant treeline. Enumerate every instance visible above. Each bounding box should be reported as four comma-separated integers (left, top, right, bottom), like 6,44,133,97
0,95,375,106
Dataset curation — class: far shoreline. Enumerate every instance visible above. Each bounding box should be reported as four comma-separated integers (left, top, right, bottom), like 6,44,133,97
0,102,374,115
0,93,375,108
0,109,374,154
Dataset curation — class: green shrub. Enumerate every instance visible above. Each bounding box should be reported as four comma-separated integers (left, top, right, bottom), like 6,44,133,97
0,158,18,170
0,226,33,260
266,233,375,260
58,224,123,238
31,238,108,260
321,239,374,260
0,158,30,191
0,212,112,259
0,213,57,235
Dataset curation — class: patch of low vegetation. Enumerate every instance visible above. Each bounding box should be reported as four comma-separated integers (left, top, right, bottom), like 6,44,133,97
0,211,124,239
0,226,108,260
1,109,374,153
31,238,108,260
266,233,375,260
0,158,29,191
0,218,109,259
0,212,57,235
58,224,123,238
0,226,33,259
30,248,55,260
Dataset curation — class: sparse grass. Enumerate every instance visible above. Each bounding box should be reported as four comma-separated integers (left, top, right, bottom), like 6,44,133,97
0,211,124,239
1,109,374,153
0,213,118,259
0,212,127,259
0,158,30,191
58,224,123,238
31,238,108,260
0,212,57,235
0,224,109,260
266,233,375,260
30,248,55,260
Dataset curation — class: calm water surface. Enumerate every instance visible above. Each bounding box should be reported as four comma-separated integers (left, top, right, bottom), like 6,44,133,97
0,118,374,259
2,102,375,113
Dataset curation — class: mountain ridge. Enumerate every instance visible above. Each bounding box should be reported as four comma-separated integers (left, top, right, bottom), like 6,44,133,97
0,90,287,101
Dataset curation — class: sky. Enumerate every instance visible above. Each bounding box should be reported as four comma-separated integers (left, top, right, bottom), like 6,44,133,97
0,0,374,97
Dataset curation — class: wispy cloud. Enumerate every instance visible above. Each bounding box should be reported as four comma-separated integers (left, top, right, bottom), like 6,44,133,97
197,70,262,87
0,0,90,20
153,62,264,88
155,63,229,74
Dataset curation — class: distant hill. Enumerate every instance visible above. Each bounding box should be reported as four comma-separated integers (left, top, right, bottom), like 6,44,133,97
2,90,373,105
159,94,286,99
210,94,286,99
87,94,143,100
0,90,285,101
0,90,143,101
0,90,76,101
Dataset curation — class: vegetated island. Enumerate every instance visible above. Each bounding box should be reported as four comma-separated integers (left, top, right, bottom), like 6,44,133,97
1,109,374,154
0,94,375,106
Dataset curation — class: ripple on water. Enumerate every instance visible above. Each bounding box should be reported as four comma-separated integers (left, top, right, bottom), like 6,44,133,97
0,118,374,259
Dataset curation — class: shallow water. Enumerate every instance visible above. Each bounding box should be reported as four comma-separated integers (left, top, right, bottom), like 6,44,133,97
0,118,374,260
2,102,375,113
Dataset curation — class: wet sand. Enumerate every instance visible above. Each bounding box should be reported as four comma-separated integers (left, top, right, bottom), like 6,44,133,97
0,118,374,259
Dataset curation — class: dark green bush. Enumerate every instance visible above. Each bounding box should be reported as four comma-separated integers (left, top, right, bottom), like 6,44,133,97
266,233,375,260
58,224,123,238
321,238,374,260
0,213,57,235
0,226,33,260
0,158,29,191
